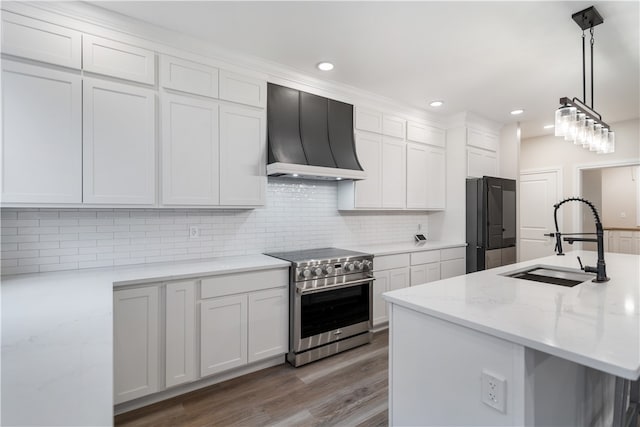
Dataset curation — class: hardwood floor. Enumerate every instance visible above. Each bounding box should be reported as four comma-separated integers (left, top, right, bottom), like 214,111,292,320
115,331,389,427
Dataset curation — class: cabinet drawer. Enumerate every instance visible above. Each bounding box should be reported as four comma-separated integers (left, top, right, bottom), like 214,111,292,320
374,253,410,271
219,70,266,108
160,55,218,98
411,250,440,265
83,34,155,84
440,246,466,261
355,107,383,133
1,11,82,69
201,268,288,299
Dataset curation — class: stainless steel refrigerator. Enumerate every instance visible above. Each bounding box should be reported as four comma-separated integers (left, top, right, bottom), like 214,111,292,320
466,176,517,273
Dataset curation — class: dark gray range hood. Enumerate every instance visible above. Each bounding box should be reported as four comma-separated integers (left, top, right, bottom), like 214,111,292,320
267,83,366,180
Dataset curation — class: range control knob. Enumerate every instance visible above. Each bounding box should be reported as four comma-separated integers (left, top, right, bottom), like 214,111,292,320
301,268,312,279
353,261,363,270
363,260,373,271
323,265,334,275
344,263,354,272
313,267,323,276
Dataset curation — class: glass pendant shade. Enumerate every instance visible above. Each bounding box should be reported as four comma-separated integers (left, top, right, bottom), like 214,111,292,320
555,106,577,137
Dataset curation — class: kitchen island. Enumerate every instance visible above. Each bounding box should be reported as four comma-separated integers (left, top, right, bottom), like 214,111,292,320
384,250,639,426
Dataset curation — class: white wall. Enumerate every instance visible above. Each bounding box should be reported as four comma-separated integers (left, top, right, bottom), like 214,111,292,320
0,178,431,275
520,118,640,233
601,165,640,228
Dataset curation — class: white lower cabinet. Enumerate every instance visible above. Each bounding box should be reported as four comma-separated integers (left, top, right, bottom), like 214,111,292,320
114,286,159,404
165,281,196,388
248,287,288,362
410,263,441,286
373,267,410,326
440,247,467,279
200,294,248,377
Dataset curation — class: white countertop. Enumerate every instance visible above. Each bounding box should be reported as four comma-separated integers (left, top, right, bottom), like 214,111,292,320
344,240,466,256
0,254,289,427
384,250,640,380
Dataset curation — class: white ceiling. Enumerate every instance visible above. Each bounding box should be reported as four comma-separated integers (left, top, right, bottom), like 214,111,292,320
91,1,639,139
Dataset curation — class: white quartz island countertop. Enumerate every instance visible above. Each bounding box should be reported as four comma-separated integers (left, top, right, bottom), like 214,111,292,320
1,254,290,427
384,250,640,380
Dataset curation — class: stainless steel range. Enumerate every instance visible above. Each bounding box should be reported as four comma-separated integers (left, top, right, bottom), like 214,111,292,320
265,247,374,367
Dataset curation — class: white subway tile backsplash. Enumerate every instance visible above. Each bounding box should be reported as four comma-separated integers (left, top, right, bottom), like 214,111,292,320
1,178,432,275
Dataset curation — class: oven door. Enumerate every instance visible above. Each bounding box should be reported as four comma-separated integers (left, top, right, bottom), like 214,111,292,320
293,278,372,353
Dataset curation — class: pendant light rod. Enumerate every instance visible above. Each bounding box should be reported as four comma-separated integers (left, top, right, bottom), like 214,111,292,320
582,31,586,104
590,28,594,108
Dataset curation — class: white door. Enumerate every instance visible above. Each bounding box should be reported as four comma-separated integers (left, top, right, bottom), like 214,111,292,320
381,138,406,208
200,295,248,377
520,171,561,261
114,287,159,404
425,146,446,209
247,287,288,363
219,105,266,206
354,132,382,208
165,281,196,388
1,61,82,203
372,270,390,326
161,93,219,206
83,79,155,204
406,142,429,209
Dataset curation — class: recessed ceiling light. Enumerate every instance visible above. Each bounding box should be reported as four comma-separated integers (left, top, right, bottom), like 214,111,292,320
429,100,444,107
336,177,342,181
510,109,524,115
317,62,334,71
292,173,299,177
543,124,555,129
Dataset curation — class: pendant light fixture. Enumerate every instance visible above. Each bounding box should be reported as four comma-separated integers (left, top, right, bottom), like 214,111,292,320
555,6,615,154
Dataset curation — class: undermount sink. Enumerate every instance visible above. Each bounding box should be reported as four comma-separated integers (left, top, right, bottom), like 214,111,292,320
502,265,595,287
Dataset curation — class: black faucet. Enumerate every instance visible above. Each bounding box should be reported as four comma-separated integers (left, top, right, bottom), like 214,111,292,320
545,197,609,283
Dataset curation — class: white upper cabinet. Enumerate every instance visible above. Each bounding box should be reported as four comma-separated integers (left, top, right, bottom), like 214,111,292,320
160,55,219,98
407,121,446,147
467,146,498,178
1,12,82,69
218,70,266,108
425,146,446,209
219,105,266,206
161,93,219,206
354,132,383,208
467,128,499,152
355,107,383,134
406,142,429,209
381,137,406,208
83,79,156,205
1,61,81,203
382,114,406,139
82,34,155,84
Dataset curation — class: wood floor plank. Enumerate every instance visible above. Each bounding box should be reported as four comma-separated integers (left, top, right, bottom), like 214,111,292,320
115,330,389,427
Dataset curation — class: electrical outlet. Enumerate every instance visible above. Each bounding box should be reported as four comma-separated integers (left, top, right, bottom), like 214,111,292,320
189,226,200,239
620,212,627,218
481,370,506,413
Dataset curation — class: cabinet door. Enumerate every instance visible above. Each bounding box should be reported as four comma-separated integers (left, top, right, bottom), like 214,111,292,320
410,265,426,286
406,142,428,209
382,114,405,139
165,281,196,388
354,133,382,208
219,105,266,206
248,287,288,363
426,262,441,283
618,232,636,254
1,11,82,69
467,147,497,178
218,70,266,108
389,267,410,291
440,258,466,279
114,287,159,404
161,93,219,206
382,138,407,208
355,107,383,133
467,128,499,151
1,61,81,203
160,55,219,98
83,79,156,205
425,146,446,209
83,34,155,85
372,270,390,326
407,122,445,147
200,295,248,377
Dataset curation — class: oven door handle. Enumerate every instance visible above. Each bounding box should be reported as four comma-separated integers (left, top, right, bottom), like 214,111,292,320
296,276,374,295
